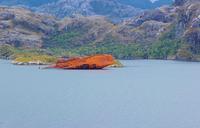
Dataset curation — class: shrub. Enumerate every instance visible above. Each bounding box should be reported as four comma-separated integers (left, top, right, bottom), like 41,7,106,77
148,40,181,59
0,45,15,59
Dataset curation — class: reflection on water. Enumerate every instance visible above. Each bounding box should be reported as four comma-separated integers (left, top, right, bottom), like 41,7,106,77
0,60,200,128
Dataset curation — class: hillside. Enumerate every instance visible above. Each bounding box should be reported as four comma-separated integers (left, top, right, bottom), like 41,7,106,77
0,0,173,21
0,0,199,61
117,0,173,9
36,0,173,21
37,0,142,22
0,0,173,8
0,6,58,48
0,0,57,7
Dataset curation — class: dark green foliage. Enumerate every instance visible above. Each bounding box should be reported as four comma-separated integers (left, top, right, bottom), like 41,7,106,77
160,24,177,40
176,48,193,61
148,40,182,59
68,40,182,59
44,30,183,59
44,32,81,49
0,40,190,60
64,42,147,59
0,45,15,59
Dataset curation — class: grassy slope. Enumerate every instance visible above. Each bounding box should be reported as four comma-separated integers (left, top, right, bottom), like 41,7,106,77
41,28,188,60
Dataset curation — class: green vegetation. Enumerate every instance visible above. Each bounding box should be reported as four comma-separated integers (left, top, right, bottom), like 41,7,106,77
49,38,183,60
43,29,186,60
44,33,146,59
176,44,193,61
0,45,57,64
44,32,81,49
148,40,182,59
1,37,197,63
11,49,58,64
0,45,15,59
110,59,124,67
13,53,57,64
66,43,147,59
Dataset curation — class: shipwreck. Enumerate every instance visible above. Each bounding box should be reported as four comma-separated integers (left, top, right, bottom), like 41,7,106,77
47,54,116,69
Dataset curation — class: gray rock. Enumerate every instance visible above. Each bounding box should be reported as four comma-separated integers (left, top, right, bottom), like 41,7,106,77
0,6,58,48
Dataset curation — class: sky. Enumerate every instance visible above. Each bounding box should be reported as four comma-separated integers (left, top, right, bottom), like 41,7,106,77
149,0,159,3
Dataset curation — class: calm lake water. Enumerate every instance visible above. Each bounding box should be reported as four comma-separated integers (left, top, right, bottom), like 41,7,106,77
0,60,200,128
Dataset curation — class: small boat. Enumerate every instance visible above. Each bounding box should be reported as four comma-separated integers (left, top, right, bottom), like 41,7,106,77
48,54,116,69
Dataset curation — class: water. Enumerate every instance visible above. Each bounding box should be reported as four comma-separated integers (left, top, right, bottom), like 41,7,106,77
0,60,200,128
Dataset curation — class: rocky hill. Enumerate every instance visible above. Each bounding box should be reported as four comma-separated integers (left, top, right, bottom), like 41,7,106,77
41,0,200,60
0,0,173,9
174,0,200,55
36,0,142,22
117,0,173,9
0,0,57,7
0,0,173,21
0,6,58,48
0,0,199,61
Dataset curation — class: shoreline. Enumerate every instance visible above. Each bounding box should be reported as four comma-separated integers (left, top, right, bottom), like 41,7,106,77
1,58,200,64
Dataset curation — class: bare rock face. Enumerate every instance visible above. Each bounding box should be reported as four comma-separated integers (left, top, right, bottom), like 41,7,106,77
174,0,200,53
174,0,199,6
117,0,200,46
37,0,142,22
174,0,187,6
185,29,200,54
124,6,177,27
114,6,176,44
0,6,58,48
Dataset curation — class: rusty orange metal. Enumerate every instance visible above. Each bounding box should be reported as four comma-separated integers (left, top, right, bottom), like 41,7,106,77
49,54,115,69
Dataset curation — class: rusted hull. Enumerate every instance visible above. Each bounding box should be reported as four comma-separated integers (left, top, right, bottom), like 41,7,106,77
49,54,115,70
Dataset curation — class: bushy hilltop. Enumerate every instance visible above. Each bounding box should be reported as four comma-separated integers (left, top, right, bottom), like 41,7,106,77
0,0,199,61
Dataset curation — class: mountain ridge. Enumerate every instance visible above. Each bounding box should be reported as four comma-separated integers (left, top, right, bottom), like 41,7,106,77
0,0,173,8
0,0,199,61
0,0,173,21
36,0,142,22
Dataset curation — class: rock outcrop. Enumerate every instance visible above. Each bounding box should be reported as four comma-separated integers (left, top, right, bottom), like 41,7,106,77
175,0,200,54
0,0,174,22
0,6,58,48
116,0,200,50
37,0,142,22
